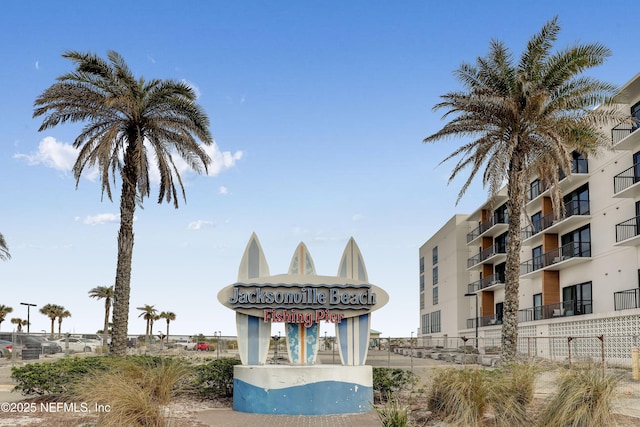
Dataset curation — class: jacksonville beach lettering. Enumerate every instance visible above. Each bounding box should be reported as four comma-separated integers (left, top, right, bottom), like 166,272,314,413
227,285,377,308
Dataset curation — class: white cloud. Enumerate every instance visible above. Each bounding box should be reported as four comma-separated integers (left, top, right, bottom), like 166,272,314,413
219,186,228,195
14,136,77,173
188,220,215,230
35,60,39,70
83,213,120,226
203,142,243,176
181,79,201,99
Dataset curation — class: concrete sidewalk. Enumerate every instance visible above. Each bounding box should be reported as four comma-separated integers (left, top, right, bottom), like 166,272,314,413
196,408,381,427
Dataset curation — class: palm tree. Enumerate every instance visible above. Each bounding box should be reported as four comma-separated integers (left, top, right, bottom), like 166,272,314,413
137,304,157,342
89,285,114,345
10,318,27,332
56,308,71,336
0,232,9,261
40,304,62,337
423,17,631,361
33,51,214,357
159,311,176,342
0,305,13,331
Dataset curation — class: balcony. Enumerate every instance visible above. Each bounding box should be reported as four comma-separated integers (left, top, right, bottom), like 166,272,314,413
611,123,639,151
615,215,640,246
467,215,509,245
467,314,502,329
614,288,640,310
521,199,591,242
520,241,591,279
467,274,505,294
527,172,590,207
467,244,507,270
613,163,640,198
518,299,592,322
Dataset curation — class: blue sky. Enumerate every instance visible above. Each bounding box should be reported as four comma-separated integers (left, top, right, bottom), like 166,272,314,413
0,1,637,338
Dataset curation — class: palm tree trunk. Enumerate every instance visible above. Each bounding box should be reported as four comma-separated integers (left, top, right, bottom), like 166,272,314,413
50,318,55,337
110,150,138,357
502,155,527,362
103,300,110,346
166,320,170,343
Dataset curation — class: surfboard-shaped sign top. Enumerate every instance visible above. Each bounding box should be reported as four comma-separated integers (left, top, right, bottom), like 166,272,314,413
236,233,271,365
336,237,370,365
286,242,320,365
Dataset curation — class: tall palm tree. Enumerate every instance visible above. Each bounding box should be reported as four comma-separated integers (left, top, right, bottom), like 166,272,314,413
89,285,114,345
0,232,9,261
33,51,214,357
40,304,62,337
10,318,27,332
159,311,176,342
0,305,13,331
56,307,71,336
137,304,157,342
423,17,631,361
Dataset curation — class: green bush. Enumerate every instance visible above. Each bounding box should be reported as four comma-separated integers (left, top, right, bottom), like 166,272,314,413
375,395,410,427
373,368,419,402
192,357,241,398
536,364,620,427
490,363,537,426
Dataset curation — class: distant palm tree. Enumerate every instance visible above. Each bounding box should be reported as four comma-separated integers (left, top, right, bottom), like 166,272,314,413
0,232,9,261
0,305,13,331
150,314,160,339
423,17,631,361
10,318,27,332
56,308,71,336
40,304,62,337
137,305,157,342
159,311,176,342
33,51,214,357
89,285,114,345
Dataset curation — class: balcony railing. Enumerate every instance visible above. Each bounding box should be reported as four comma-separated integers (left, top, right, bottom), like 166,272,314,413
616,216,640,243
467,274,505,294
521,199,590,239
467,314,503,328
520,241,591,275
467,244,507,268
614,288,640,311
467,215,509,243
613,163,640,194
611,123,637,145
518,299,592,322
528,158,589,201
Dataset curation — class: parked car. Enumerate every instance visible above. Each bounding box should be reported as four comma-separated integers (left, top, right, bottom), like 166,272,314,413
195,342,210,351
0,339,26,358
0,333,43,353
29,337,62,354
53,337,99,353
171,339,194,350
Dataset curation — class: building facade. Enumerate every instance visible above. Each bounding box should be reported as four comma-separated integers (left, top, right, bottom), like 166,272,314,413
419,72,640,356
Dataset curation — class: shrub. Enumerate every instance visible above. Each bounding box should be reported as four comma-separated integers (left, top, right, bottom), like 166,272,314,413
490,363,537,426
373,368,419,402
427,367,491,426
192,357,242,398
536,364,620,427
375,395,410,427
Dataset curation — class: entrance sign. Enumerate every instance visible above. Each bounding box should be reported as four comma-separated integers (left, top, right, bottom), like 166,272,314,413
217,233,388,415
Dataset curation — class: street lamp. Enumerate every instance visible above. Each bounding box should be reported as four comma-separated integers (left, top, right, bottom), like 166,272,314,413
465,293,479,348
20,303,36,334
215,331,221,359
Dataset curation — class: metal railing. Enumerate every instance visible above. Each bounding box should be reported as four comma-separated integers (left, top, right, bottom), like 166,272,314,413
614,288,640,310
611,123,636,145
467,244,507,268
521,199,590,239
518,299,592,322
467,273,505,294
466,215,509,243
616,215,640,242
520,241,591,275
613,162,640,194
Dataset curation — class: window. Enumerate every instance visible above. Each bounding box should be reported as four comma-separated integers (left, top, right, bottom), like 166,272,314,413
495,302,504,324
563,184,589,216
494,204,509,224
419,257,424,274
420,275,424,292
495,231,508,253
533,293,542,320
532,245,543,270
433,287,438,305
531,211,542,234
420,292,425,310
563,281,592,315
634,151,640,183
530,178,543,200
632,100,640,130
421,314,429,334
495,262,505,283
571,151,588,174
432,267,439,285
430,311,441,333
561,224,591,258
432,247,438,265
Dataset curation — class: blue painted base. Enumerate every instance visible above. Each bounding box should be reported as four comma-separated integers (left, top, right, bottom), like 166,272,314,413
233,365,373,415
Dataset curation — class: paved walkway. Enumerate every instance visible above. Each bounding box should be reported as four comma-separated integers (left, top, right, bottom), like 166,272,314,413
196,408,381,427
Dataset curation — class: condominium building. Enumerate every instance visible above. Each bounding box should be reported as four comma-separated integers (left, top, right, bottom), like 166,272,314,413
419,72,640,355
